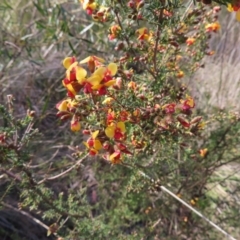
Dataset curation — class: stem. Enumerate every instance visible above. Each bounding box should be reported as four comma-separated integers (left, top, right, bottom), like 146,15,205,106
153,8,164,74
37,154,87,184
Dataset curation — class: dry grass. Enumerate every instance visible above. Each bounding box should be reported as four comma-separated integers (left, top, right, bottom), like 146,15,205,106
189,11,240,111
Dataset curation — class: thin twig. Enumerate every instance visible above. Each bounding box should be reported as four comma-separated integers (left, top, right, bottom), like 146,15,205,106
181,0,193,21
27,149,59,169
0,168,22,182
37,154,88,184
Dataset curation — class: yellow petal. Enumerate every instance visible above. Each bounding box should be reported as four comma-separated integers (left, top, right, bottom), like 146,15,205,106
109,151,121,164
236,10,240,21
63,57,75,69
105,125,115,138
80,56,91,64
83,2,97,10
71,119,81,132
136,27,146,35
109,152,118,161
91,84,102,90
66,62,78,79
117,122,126,132
93,56,105,63
80,56,105,64
102,97,114,104
92,130,99,139
83,141,90,148
88,75,102,85
104,79,116,87
93,67,106,78
200,148,208,157
69,62,78,70
227,3,233,12
94,139,102,150
65,84,76,96
76,66,87,83
108,63,118,76
57,100,68,111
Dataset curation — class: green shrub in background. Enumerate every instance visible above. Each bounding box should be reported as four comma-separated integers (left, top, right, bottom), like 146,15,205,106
1,0,240,239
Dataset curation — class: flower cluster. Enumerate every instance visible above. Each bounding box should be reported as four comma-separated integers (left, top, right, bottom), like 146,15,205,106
56,2,225,165
62,56,116,97
57,56,135,164
57,55,206,164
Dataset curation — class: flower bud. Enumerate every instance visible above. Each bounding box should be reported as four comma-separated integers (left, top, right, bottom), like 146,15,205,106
114,77,122,89
190,116,202,124
137,1,144,9
213,6,221,13
27,109,36,118
71,116,81,132
115,42,124,51
177,115,190,128
83,129,91,135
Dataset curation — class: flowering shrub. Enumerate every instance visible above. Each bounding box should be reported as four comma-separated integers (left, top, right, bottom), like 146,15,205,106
57,0,223,165
2,0,240,239
52,2,240,238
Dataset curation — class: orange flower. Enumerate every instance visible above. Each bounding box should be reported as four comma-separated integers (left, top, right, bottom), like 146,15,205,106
84,130,103,155
56,99,69,112
162,103,176,114
176,70,184,78
186,37,195,46
80,56,105,73
206,51,215,56
107,150,122,164
136,28,152,41
93,6,110,22
80,0,97,15
62,62,87,97
102,97,114,105
61,57,89,97
119,110,129,122
89,63,118,95
205,22,221,32
56,98,78,112
63,57,76,69
106,109,115,124
190,197,199,206
200,148,208,157
71,115,81,132
127,81,137,90
105,122,126,140
108,25,121,40
163,9,173,17
180,95,195,112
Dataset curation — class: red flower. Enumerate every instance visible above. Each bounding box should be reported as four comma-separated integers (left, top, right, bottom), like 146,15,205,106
162,103,176,114
180,95,195,112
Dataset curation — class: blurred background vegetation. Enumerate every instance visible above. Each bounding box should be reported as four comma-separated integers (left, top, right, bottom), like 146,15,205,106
0,0,240,239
